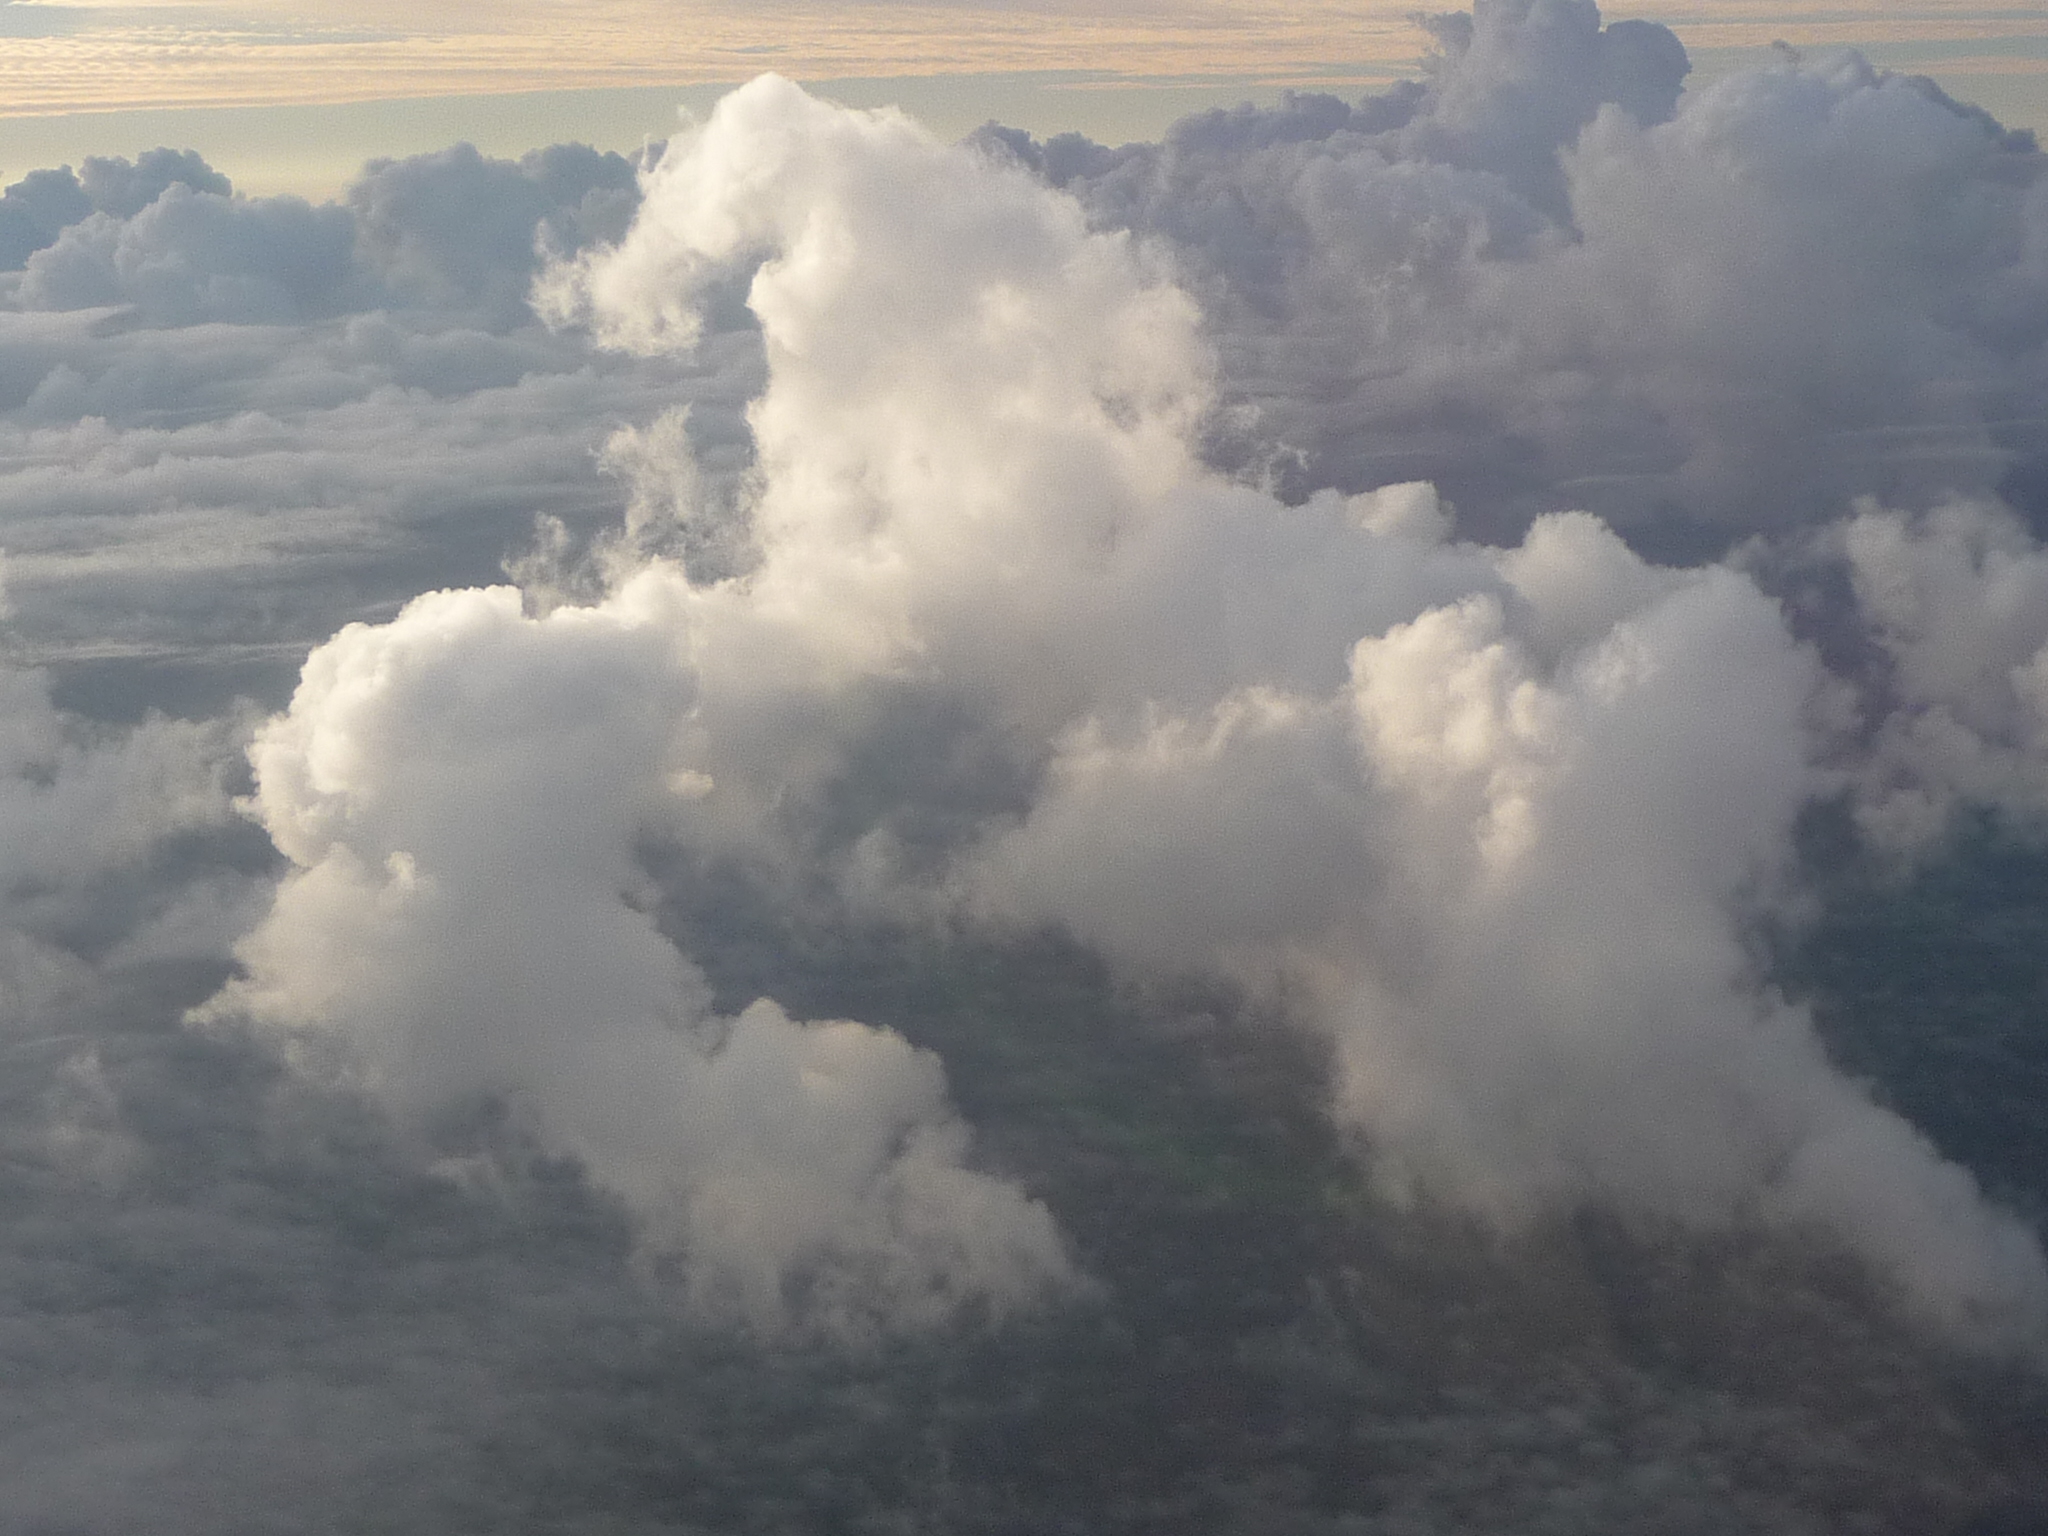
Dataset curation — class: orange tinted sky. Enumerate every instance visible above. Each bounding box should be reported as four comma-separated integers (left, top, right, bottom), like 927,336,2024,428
1,0,1416,111
0,2,2040,193
0,1,2038,111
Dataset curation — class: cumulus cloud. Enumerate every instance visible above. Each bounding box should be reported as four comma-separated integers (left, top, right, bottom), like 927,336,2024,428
4,138,647,330
0,140,754,721
0,607,249,1212
197,574,1073,1337
0,149,230,270
348,140,646,325
18,186,359,326
531,69,2048,1346
978,0,2048,553
1833,497,2048,848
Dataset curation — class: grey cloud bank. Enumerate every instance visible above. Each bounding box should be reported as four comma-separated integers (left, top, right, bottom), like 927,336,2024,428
981,4,2047,556
3,1,2048,1529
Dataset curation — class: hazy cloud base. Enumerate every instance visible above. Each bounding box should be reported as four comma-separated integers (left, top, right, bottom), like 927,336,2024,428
3,1,2048,1530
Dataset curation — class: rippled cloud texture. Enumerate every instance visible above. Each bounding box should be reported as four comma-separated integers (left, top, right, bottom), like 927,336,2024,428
6,2,2048,1530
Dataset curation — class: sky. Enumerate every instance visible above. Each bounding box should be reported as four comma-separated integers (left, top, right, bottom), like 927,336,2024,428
0,0,2042,192
7,2,2048,1531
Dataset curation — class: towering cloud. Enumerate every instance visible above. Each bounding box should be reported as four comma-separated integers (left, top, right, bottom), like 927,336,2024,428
528,69,2048,1344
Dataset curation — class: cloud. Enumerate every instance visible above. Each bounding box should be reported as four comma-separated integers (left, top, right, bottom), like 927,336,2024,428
9,138,646,329
974,512,2048,1343
348,140,646,326
18,186,359,325
0,646,240,961
1831,497,2048,848
196,575,1074,1337
979,0,2048,553
0,621,253,1227
3,7,2048,1525
540,69,2048,1346
0,142,758,722
0,149,229,270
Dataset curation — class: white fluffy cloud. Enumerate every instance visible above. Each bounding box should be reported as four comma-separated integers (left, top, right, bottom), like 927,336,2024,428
530,71,2048,1346
977,513,2048,1343
199,574,1073,1337
1837,498,2048,848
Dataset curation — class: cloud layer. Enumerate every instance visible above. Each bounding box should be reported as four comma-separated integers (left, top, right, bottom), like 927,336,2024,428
3,3,2048,1527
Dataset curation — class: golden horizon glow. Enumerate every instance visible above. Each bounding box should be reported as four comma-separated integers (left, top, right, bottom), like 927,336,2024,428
0,2,1433,117
0,1,2036,120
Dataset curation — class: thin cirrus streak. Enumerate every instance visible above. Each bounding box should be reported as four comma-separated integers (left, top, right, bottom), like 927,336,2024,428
0,1,2041,117
0,1,1429,114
